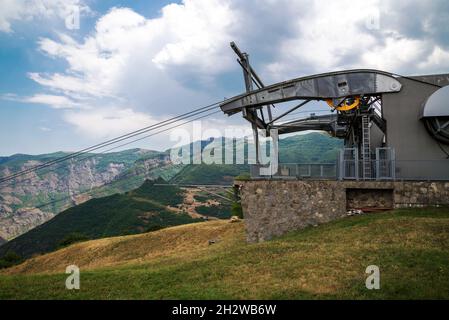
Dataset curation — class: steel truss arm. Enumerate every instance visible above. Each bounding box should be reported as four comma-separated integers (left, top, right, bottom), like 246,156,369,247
267,100,310,126
220,69,402,115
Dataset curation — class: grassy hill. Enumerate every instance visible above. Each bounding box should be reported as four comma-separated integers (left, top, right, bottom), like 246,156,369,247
279,132,342,163
0,179,202,260
170,164,249,185
1,207,448,299
1,132,341,240
169,132,342,185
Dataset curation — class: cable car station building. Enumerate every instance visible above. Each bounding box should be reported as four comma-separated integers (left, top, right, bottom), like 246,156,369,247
221,43,449,242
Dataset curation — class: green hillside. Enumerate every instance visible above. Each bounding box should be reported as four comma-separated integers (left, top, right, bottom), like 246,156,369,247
0,147,189,240
1,207,448,299
0,132,341,254
0,179,201,260
279,132,342,163
170,132,342,184
0,149,151,180
170,164,249,185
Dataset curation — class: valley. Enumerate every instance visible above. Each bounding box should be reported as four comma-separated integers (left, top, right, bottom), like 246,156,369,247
0,132,342,241
0,179,232,260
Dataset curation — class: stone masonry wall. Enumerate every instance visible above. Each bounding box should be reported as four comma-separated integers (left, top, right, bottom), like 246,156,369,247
238,179,449,243
346,188,393,209
393,181,449,208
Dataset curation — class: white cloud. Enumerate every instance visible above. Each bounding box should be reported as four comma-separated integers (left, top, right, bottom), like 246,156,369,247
0,93,78,109
17,1,241,142
29,3,237,109
262,0,449,80
32,2,238,97
0,0,90,33
11,0,449,144
418,46,449,73
152,0,238,74
360,36,433,73
252,0,377,80
24,94,79,109
63,107,156,139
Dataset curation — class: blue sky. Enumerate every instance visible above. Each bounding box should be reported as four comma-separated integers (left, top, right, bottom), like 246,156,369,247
1,0,449,156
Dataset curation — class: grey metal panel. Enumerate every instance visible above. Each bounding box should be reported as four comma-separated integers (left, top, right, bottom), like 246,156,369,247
316,72,377,97
408,74,449,87
376,74,402,92
295,79,317,97
422,85,449,117
370,124,385,150
272,114,338,134
316,72,391,97
383,76,448,168
220,69,402,114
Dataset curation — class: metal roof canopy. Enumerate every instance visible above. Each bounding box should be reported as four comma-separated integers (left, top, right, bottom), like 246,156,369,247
220,42,449,179
422,85,449,117
221,69,402,117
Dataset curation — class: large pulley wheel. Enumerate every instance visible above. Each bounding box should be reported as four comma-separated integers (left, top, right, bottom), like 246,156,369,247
422,86,449,145
326,96,360,111
424,117,449,145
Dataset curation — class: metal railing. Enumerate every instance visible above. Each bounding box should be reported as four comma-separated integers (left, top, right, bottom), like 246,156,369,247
340,160,395,180
251,163,338,179
250,159,449,181
340,160,449,181
391,160,449,181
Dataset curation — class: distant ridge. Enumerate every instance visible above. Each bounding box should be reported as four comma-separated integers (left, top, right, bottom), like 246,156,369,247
0,132,342,240
0,179,204,259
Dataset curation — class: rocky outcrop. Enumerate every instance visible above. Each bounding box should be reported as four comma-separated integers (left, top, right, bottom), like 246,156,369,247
0,149,176,240
0,207,54,240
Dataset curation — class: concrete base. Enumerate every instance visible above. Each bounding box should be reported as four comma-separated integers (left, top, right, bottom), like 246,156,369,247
238,179,449,243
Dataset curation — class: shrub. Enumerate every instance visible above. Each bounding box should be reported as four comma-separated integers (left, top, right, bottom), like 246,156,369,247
231,202,243,219
145,225,165,233
235,173,251,181
58,233,90,248
196,204,232,219
230,185,244,219
0,251,22,269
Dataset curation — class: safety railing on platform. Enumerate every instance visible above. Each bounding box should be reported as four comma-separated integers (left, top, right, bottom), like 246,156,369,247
250,159,449,181
250,163,338,179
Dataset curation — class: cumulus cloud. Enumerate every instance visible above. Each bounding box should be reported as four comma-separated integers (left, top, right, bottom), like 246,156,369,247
24,94,79,109
32,2,238,100
10,0,449,141
1,93,78,109
263,0,379,80
152,0,239,74
21,1,239,138
0,0,90,33
63,107,156,138
262,0,449,79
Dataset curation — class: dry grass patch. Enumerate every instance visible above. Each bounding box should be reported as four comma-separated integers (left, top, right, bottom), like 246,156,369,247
2,220,244,275
1,207,449,299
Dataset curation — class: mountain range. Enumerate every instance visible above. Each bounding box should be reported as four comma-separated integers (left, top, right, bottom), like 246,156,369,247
0,178,235,259
0,149,183,240
0,132,342,241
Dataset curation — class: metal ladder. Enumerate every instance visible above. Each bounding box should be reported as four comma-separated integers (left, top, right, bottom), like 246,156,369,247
361,115,371,179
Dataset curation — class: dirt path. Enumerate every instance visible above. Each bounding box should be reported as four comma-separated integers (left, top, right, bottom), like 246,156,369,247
132,187,226,220
177,188,221,219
